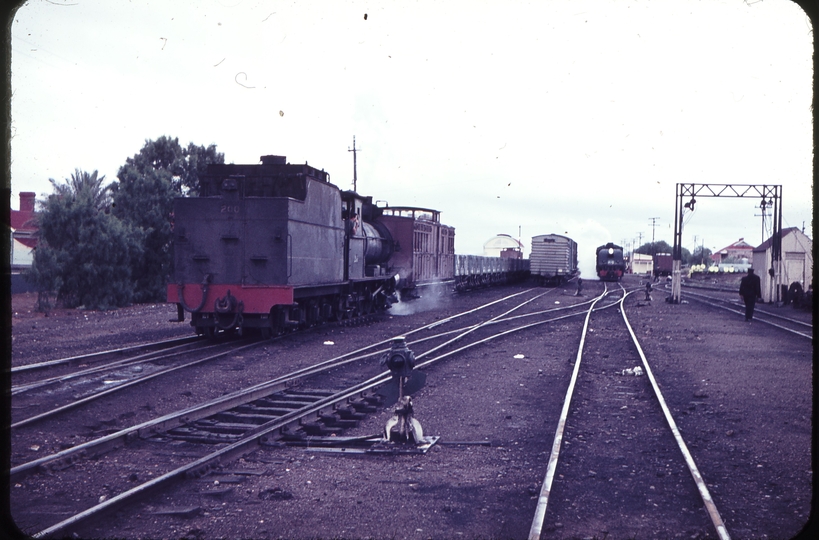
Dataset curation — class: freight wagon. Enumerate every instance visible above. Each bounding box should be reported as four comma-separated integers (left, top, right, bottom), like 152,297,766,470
454,255,530,291
653,252,673,277
530,234,579,285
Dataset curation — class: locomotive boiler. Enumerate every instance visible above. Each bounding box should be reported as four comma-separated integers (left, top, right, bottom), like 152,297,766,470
596,242,626,281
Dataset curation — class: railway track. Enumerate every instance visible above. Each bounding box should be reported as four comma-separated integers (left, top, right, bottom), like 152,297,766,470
16,286,594,537
14,279,808,538
10,337,225,397
528,285,730,540
10,310,392,432
11,335,201,376
680,288,812,340
10,337,263,429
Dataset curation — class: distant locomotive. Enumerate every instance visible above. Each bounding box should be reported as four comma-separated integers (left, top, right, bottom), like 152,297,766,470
167,154,525,337
596,242,626,281
530,234,579,286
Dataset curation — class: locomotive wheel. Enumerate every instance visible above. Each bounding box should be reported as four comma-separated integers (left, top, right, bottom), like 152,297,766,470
319,298,332,324
361,296,374,315
335,298,346,322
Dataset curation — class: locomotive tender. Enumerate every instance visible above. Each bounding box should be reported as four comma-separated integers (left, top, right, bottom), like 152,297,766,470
530,234,579,285
596,242,626,281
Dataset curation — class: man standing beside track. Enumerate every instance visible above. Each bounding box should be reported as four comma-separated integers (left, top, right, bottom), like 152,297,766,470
739,268,763,322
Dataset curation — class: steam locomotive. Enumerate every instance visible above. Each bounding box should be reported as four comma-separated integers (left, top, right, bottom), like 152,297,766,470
167,154,525,337
596,242,626,281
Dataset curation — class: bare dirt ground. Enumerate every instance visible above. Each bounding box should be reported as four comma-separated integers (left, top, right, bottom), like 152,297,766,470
4,277,815,539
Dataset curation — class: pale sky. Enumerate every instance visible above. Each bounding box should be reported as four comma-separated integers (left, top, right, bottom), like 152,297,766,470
9,0,814,277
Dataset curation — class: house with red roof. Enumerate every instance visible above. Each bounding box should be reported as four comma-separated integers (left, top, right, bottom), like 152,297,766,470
711,238,754,264
9,192,38,268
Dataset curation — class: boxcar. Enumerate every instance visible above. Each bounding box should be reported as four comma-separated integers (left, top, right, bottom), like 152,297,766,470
653,252,673,277
530,234,579,285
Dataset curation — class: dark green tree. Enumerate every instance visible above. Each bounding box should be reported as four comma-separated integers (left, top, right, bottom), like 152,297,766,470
116,136,224,196
29,170,145,309
110,165,176,303
680,247,692,266
692,245,713,266
634,240,692,266
111,136,224,302
635,240,673,258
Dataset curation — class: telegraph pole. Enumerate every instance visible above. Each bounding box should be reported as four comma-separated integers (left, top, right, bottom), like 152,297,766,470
649,217,660,245
348,136,360,192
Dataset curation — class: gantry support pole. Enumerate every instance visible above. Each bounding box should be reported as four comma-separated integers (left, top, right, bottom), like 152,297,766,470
670,183,782,305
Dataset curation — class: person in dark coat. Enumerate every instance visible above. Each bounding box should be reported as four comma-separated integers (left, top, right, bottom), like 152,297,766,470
739,268,763,321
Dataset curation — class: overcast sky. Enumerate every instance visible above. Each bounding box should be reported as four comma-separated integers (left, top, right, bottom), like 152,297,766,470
9,0,813,277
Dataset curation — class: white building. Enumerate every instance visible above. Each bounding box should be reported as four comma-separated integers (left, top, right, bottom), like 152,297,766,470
631,253,653,275
483,234,523,258
752,227,813,303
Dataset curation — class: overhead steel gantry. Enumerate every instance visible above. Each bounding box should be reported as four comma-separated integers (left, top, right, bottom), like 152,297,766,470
671,183,782,304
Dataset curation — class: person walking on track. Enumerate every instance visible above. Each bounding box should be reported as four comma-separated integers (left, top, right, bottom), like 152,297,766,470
739,268,763,322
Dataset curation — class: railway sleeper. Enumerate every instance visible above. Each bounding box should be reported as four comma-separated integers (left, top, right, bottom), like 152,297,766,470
300,422,344,436
172,433,241,444
285,390,336,398
184,422,258,434
235,404,298,416
277,393,327,402
260,393,323,403
40,453,84,474
316,413,359,429
186,462,221,479
212,412,281,425
335,406,367,421
254,398,317,409
349,401,378,413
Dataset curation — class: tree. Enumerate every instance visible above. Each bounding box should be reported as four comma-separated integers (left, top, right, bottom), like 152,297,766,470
110,166,176,303
634,240,692,266
48,168,112,210
635,240,673,258
29,170,144,309
115,136,224,196
692,245,713,266
110,136,224,302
